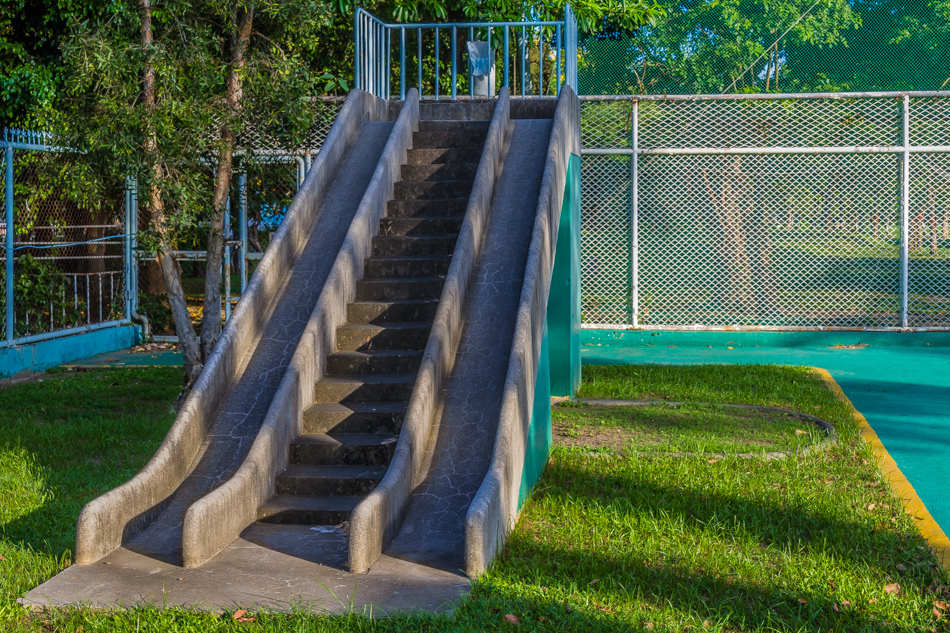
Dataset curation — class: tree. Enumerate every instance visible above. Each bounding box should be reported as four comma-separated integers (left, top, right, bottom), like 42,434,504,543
54,0,330,398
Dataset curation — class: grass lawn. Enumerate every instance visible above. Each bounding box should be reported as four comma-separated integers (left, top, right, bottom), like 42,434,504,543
552,401,824,454
0,364,947,631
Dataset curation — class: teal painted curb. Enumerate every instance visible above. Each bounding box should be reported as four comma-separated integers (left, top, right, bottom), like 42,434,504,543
549,154,582,397
0,325,139,378
583,328,950,350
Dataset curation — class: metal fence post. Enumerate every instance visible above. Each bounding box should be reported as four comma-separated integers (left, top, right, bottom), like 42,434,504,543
238,171,247,293
124,177,132,321
631,99,639,328
224,195,232,322
4,141,13,343
900,95,910,328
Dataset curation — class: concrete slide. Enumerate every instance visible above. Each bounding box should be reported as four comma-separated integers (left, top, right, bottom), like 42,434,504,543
25,85,580,610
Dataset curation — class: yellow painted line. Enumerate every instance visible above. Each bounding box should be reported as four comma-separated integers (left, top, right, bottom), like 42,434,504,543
814,367,950,570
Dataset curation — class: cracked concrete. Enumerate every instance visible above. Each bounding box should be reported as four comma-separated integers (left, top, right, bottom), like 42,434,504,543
124,121,394,566
385,119,553,573
22,527,468,613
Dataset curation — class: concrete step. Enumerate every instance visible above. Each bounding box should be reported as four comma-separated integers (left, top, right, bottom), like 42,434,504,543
275,464,386,496
412,131,485,150
406,148,475,165
393,179,473,200
302,402,407,434
401,162,478,181
289,433,398,466
326,350,423,375
356,277,445,302
347,300,440,324
378,217,464,237
387,198,468,218
335,322,431,351
364,256,451,278
418,120,490,134
373,235,457,257
312,373,417,403
257,494,362,525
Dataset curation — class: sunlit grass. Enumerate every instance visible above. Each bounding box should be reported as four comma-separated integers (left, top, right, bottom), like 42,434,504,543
0,364,946,631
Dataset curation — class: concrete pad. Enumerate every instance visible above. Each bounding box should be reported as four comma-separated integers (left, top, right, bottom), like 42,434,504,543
21,524,469,614
64,345,183,368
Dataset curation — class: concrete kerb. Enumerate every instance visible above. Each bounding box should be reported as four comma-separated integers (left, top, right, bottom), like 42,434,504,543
178,90,418,568
73,89,385,566
465,87,580,577
347,89,512,574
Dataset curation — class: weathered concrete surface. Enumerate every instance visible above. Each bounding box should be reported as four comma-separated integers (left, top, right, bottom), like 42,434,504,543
386,118,553,574
73,89,389,567
178,91,421,568
466,87,581,575
347,93,508,574
21,528,468,613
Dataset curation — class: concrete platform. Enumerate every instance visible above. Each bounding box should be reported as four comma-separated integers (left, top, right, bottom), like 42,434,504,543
21,524,469,613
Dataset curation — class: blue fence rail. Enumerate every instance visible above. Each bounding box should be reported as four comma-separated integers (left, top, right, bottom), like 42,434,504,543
0,128,132,349
355,7,578,100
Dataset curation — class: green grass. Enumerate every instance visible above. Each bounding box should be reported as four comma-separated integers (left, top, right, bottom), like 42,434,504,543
552,402,823,454
1,364,948,631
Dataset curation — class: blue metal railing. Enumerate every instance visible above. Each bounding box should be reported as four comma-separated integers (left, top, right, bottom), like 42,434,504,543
355,7,577,100
0,128,132,348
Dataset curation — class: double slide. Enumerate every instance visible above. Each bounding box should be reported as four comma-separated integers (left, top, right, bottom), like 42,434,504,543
71,87,581,580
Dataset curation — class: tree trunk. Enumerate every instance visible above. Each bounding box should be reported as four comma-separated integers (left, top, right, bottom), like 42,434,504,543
200,5,254,362
704,157,755,314
140,0,202,395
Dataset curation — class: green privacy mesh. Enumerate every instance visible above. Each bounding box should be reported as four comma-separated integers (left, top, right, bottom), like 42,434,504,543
578,0,950,96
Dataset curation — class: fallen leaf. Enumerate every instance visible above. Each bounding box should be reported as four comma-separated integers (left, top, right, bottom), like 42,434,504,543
935,607,944,619
842,601,852,606
727,346,734,350
237,617,256,623
869,598,879,604
935,600,949,611
589,578,601,585
798,597,807,604
708,459,719,464
795,429,807,435
0,556,5,561
504,613,521,624
703,620,711,628
645,624,654,631
862,459,870,465
232,609,247,620
538,616,548,622
868,504,877,511
833,603,840,612
884,583,900,595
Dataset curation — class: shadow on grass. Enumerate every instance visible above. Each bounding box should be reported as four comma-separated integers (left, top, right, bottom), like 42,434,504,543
487,456,945,632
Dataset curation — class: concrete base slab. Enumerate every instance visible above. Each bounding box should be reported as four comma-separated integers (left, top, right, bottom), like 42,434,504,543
21,525,469,614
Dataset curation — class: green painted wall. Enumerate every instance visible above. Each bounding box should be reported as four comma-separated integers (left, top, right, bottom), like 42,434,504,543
517,153,582,506
0,324,139,378
518,322,552,507
548,153,582,397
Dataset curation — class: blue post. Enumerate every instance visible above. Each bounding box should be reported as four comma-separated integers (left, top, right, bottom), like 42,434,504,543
124,178,132,321
238,171,247,293
354,10,361,91
5,142,13,344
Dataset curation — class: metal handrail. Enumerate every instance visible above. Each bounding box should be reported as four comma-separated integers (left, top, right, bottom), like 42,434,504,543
354,7,578,100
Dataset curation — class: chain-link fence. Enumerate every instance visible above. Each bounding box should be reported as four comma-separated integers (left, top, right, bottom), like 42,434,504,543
580,93,950,331
1,129,129,345
579,0,950,96
134,98,344,337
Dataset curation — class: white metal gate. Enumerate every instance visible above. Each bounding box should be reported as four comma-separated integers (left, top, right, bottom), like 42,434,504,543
580,91,950,330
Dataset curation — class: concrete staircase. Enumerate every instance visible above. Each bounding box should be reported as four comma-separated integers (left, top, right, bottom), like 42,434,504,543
256,120,489,529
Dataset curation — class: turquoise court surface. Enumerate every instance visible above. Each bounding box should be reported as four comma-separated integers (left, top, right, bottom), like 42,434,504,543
583,330,950,536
